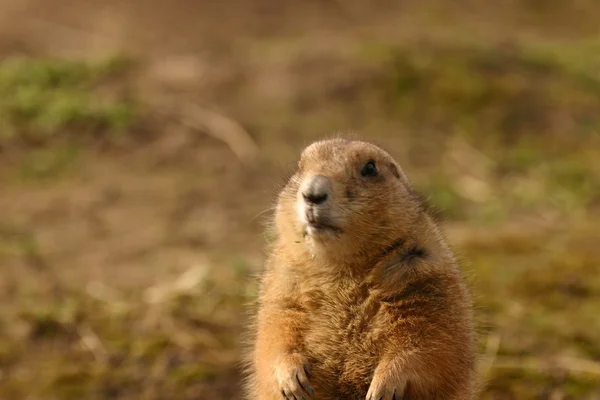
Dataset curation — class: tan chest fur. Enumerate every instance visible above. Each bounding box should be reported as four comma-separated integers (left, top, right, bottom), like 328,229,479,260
295,275,398,399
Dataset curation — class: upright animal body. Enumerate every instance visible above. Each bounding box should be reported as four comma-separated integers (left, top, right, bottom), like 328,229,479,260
244,138,477,400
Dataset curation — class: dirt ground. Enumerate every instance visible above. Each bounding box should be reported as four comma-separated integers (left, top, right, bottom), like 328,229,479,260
1,1,600,399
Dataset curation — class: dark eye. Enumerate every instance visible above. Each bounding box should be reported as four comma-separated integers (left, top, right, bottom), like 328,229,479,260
360,160,378,177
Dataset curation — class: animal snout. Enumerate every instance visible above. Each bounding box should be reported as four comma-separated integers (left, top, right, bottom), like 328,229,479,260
301,174,331,205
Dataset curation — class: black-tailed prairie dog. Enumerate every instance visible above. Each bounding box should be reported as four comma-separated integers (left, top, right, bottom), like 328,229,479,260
244,138,477,400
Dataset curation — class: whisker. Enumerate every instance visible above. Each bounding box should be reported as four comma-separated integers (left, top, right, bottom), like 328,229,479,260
250,207,277,223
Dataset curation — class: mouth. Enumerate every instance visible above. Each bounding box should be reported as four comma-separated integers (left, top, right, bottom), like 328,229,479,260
304,220,342,236
297,199,342,238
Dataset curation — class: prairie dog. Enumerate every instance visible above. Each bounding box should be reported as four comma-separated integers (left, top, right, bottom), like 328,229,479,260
244,138,477,399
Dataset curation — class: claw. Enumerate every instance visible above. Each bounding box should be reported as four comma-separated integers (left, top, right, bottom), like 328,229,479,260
283,389,296,400
276,355,314,400
296,372,314,400
304,364,311,378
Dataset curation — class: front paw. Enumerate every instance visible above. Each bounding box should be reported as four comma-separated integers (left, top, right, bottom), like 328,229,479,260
366,373,407,400
274,353,315,400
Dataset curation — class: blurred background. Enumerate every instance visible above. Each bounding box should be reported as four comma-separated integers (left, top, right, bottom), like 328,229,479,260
1,0,599,399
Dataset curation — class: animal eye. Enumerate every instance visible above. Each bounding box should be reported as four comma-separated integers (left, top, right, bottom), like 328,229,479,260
360,160,378,177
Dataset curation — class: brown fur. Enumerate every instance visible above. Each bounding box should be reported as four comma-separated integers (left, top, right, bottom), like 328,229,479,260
243,138,477,400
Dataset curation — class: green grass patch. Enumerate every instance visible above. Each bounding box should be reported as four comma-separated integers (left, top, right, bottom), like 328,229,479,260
0,55,137,149
358,41,600,143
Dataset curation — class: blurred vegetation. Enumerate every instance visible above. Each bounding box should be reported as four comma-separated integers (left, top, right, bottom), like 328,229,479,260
0,56,135,149
1,1,600,399
378,42,600,138
0,55,140,180
0,264,249,399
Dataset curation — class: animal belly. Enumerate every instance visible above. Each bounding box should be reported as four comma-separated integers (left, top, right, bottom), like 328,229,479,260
303,307,381,399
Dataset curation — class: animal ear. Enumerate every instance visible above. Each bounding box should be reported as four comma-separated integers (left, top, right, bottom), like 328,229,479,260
389,162,401,179
388,162,411,186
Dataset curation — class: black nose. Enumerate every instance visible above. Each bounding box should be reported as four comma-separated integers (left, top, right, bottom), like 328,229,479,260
304,191,328,204
302,174,330,205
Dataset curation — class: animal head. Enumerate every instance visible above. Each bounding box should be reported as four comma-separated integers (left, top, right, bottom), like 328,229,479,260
275,138,422,263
